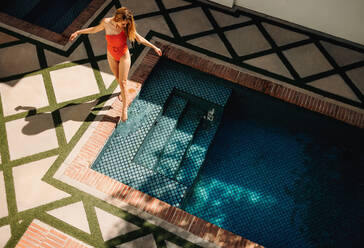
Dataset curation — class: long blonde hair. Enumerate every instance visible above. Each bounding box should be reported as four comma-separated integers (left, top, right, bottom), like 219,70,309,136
114,7,136,42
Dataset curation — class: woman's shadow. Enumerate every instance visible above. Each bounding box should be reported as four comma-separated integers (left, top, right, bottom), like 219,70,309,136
15,93,120,135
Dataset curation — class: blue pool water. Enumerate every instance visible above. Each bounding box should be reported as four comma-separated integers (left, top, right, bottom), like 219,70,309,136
92,58,364,248
1,0,92,33
181,89,364,247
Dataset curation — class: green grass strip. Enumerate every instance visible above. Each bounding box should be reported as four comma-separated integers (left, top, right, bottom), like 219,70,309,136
83,199,104,245
0,95,10,166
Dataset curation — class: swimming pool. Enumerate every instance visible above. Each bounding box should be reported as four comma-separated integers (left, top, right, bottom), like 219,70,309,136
92,58,364,247
0,0,93,33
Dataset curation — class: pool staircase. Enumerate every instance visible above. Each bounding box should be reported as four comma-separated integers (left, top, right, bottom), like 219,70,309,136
92,60,232,206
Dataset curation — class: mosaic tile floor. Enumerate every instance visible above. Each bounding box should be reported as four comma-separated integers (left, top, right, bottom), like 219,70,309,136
0,0,363,247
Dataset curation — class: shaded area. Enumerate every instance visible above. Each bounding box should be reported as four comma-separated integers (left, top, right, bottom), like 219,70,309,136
0,0,93,33
182,89,364,248
15,93,119,135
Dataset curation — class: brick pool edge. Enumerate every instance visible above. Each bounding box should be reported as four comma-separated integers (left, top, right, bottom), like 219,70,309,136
0,0,107,46
61,42,363,248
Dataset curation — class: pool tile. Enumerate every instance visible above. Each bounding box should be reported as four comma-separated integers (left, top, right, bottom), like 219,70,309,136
307,74,361,102
13,156,70,211
156,106,203,179
0,172,7,218
6,114,59,160
210,9,251,27
244,53,294,79
224,25,272,56
283,43,333,78
50,63,100,103
170,8,213,36
187,33,231,57
0,43,40,78
135,95,188,169
44,43,88,67
262,22,309,46
0,74,49,116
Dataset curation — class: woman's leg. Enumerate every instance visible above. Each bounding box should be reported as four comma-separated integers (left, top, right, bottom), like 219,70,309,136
106,52,121,99
118,50,131,122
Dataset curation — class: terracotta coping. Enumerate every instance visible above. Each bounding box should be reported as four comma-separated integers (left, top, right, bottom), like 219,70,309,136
0,0,107,45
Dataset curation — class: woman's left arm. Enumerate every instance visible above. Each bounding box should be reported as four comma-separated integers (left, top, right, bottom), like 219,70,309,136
135,32,162,56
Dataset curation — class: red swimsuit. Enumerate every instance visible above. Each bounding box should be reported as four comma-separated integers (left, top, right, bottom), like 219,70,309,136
105,30,128,61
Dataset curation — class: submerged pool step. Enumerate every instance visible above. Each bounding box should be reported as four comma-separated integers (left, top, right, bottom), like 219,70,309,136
176,111,222,188
134,95,188,170
155,105,204,179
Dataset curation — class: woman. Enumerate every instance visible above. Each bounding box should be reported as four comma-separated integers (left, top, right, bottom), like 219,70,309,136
69,7,162,122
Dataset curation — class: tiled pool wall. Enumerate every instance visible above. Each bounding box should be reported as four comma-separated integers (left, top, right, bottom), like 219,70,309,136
0,0,108,45
62,42,364,248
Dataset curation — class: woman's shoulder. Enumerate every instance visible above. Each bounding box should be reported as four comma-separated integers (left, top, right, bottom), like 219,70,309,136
102,17,112,25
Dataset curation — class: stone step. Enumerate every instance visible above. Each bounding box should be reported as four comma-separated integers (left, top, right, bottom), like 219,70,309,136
155,105,204,179
176,107,223,188
134,95,188,170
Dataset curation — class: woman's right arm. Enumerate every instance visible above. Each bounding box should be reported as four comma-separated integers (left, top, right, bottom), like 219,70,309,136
69,19,105,41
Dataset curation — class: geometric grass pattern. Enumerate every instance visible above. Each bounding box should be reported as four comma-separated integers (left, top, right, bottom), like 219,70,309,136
0,0,363,247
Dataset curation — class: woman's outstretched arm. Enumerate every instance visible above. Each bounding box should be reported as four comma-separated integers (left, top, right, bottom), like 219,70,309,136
69,20,105,42
135,32,162,56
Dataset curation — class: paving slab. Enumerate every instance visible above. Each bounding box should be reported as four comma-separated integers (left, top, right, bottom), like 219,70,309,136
45,43,88,67
170,7,213,36
95,207,139,241
0,171,8,218
0,74,49,116
47,201,90,234
0,31,18,44
308,74,360,102
162,0,191,9
116,234,157,248
320,41,364,67
224,25,271,56
187,33,231,57
244,53,293,79
346,66,364,95
262,22,309,46
98,59,116,89
12,156,70,212
283,43,333,78
50,63,100,103
120,0,160,15
210,9,251,27
6,113,58,160
0,225,11,247
135,15,172,37
0,43,40,78
59,100,98,143
166,240,183,248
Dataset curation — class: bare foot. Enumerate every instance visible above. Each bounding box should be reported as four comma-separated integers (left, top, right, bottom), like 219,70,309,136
121,108,128,122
